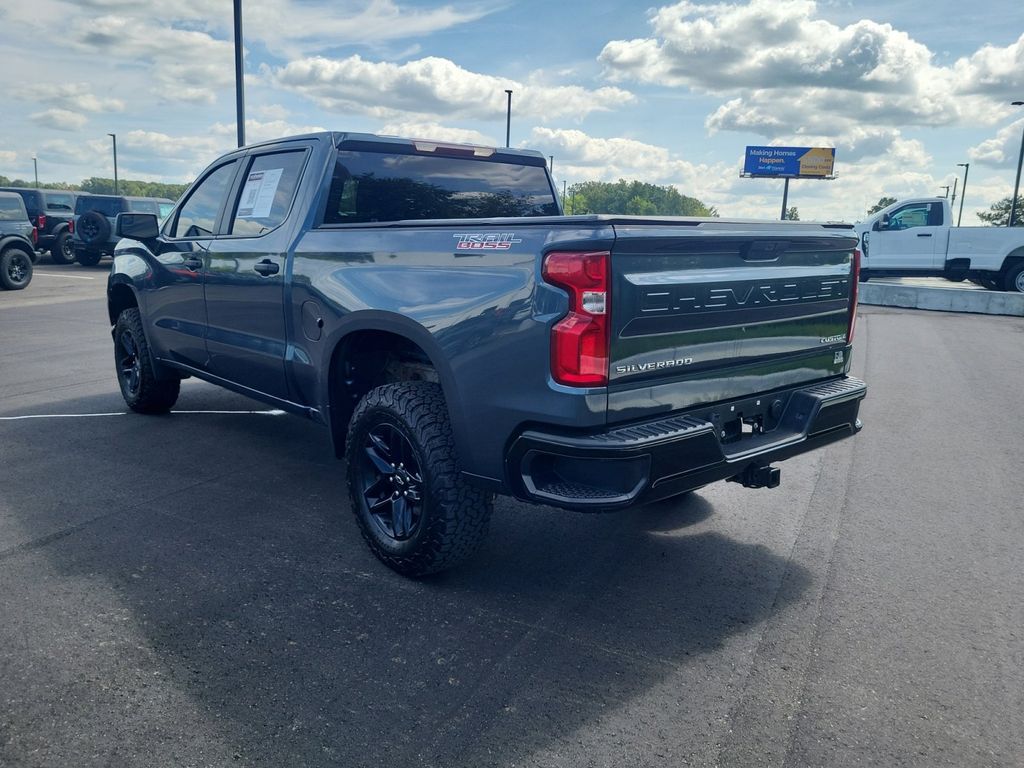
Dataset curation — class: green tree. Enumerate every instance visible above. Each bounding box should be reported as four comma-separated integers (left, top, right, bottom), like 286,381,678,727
79,177,187,200
976,195,1024,226
567,179,717,217
867,196,897,215
785,206,800,221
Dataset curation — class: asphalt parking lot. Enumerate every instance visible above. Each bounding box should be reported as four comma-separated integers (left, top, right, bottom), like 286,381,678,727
2,269,1023,767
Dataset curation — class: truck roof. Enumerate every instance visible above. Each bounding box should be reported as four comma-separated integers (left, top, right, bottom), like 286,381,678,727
237,131,550,167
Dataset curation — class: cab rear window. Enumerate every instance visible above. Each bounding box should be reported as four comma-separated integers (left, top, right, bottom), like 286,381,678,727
322,150,559,224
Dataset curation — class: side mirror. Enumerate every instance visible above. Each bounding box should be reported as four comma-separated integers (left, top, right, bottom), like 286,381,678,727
116,212,160,239
877,213,891,230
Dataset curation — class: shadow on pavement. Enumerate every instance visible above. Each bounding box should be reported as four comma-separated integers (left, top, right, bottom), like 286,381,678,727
0,388,811,767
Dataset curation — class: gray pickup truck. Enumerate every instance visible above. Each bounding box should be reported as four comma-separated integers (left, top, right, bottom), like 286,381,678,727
107,132,866,576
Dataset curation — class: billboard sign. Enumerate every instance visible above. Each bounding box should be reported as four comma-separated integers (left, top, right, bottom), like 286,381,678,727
743,146,835,178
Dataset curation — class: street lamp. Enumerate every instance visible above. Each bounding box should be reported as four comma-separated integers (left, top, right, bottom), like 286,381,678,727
504,89,513,148
549,155,554,174
233,0,245,147
32,156,38,187
1010,101,1024,227
107,133,118,195
940,185,950,198
956,162,969,226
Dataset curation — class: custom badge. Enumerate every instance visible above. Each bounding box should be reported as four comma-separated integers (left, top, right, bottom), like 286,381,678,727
452,233,523,250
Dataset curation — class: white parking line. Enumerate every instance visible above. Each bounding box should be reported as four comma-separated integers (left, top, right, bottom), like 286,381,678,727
32,272,98,280
0,409,286,421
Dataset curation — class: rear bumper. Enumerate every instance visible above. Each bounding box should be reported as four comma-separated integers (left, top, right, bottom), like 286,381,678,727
506,376,866,510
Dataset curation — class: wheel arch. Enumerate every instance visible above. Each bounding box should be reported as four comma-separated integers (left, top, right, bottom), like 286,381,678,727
107,279,140,326
0,235,34,257
323,313,463,460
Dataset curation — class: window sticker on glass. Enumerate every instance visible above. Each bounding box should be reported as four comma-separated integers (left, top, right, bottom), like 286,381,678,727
237,168,284,218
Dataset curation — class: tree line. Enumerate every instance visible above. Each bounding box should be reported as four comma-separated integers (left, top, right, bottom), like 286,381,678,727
563,180,718,217
0,175,187,201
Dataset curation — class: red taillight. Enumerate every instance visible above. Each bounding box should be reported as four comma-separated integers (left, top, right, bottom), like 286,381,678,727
68,219,75,234
542,250,610,386
37,213,46,231
32,226,38,245
848,248,861,343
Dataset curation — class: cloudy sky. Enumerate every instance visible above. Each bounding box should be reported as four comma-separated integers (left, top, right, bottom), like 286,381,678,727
1,0,1023,222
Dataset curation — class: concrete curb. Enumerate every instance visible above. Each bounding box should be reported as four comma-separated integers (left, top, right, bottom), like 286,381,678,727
860,282,1024,316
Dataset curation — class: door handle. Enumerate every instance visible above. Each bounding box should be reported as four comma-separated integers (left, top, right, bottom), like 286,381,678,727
253,259,280,276
916,233,932,237
183,256,203,271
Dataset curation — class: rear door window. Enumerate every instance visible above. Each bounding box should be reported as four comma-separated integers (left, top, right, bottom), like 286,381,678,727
45,193,75,212
322,150,559,224
228,150,307,236
0,196,27,220
75,197,125,217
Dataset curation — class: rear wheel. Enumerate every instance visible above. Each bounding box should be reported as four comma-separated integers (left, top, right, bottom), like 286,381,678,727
0,246,33,290
345,381,492,577
76,249,102,267
51,232,76,264
1003,262,1024,293
113,308,180,413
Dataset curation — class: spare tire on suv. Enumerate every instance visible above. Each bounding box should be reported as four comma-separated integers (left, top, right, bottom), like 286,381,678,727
78,210,111,246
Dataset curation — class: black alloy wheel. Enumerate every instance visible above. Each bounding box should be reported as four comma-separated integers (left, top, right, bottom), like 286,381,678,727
117,328,143,399
0,248,33,290
356,423,425,541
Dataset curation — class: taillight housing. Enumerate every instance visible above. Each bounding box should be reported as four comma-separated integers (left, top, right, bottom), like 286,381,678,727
542,250,610,386
68,219,75,234
848,248,861,343
37,213,46,231
31,226,38,245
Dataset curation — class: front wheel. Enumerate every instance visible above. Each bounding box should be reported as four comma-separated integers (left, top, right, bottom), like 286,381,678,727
345,382,492,577
0,247,33,290
1003,262,1024,293
113,308,180,413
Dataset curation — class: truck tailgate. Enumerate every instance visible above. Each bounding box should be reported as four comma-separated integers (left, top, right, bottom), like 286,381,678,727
608,222,858,422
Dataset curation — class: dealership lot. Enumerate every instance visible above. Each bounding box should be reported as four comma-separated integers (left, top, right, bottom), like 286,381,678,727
2,272,1023,767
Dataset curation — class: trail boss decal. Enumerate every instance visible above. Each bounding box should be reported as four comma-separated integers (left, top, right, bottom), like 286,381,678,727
453,233,522,250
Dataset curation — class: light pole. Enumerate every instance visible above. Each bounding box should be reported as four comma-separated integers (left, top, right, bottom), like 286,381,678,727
1010,101,1024,227
549,155,553,174
233,0,246,147
950,177,958,210
107,133,118,195
940,185,950,198
504,89,512,148
33,156,38,187
956,162,969,226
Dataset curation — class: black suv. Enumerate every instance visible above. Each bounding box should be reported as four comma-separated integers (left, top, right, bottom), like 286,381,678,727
0,192,35,290
74,195,173,266
0,187,78,264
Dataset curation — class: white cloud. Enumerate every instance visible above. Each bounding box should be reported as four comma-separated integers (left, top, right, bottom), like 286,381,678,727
70,15,234,102
0,150,18,166
30,109,89,131
28,83,125,114
969,119,1024,167
274,55,634,121
600,0,1011,155
377,120,494,145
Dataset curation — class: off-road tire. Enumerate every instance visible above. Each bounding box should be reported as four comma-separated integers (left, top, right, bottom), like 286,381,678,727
113,308,180,414
345,381,492,577
0,246,33,290
51,232,76,264
76,249,102,267
1003,262,1024,293
78,210,111,245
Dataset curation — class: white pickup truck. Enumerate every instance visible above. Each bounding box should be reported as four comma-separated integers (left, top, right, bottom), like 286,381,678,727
855,197,1024,292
